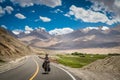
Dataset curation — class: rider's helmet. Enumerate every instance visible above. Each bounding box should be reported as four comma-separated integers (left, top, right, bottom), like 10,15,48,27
45,54,48,57
45,54,49,61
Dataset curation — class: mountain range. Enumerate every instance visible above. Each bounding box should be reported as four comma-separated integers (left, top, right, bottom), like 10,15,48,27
13,26,120,50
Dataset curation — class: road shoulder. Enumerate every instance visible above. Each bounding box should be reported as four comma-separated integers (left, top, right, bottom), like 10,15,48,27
0,56,28,73
57,64,120,80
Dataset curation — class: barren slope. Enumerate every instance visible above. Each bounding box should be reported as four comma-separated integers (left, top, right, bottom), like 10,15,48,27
0,27,32,61
83,56,120,73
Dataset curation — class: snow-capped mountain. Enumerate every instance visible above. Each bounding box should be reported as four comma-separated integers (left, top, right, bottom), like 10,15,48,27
47,26,120,49
12,26,120,50
13,28,52,39
82,26,110,33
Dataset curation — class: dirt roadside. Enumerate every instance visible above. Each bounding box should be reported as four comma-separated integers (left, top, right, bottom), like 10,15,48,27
0,56,29,73
59,65,120,80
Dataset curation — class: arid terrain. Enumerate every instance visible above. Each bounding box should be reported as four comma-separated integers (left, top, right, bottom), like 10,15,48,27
0,27,120,80
0,0,120,80
0,27,33,61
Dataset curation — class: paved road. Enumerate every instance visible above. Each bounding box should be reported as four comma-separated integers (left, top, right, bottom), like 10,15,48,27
0,56,79,80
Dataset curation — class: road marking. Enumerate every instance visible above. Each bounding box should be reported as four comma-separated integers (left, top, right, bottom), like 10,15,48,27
55,66,76,80
29,59,39,80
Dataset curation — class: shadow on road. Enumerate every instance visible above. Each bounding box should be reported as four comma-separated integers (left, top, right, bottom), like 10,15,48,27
42,72,49,75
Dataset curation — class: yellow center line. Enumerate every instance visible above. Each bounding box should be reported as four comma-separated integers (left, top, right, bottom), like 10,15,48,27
29,58,39,80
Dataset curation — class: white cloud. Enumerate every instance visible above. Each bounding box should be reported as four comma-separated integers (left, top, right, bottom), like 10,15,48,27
0,6,5,17
84,27,99,30
35,27,46,30
24,25,33,34
90,2,108,14
10,0,61,8
1,25,7,29
64,11,74,17
66,5,120,25
49,28,74,35
15,13,26,19
83,27,99,32
32,10,35,13
89,0,120,19
64,13,70,17
12,26,47,35
54,9,63,13
0,0,5,3
24,31,31,34
107,16,120,25
68,5,109,23
4,6,14,14
114,0,120,8
35,19,39,22
83,26,109,32
12,29,23,35
101,26,109,30
0,6,14,17
39,16,51,22
25,25,33,31
89,0,120,25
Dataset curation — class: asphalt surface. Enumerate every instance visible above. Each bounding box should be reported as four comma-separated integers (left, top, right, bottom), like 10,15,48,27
0,56,79,80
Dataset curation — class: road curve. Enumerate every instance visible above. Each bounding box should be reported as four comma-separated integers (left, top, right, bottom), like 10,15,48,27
0,56,79,80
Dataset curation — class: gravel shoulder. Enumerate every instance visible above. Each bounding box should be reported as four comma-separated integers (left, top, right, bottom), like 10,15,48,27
0,56,28,73
61,66,120,80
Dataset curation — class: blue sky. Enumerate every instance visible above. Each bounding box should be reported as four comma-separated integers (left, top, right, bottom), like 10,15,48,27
0,0,120,33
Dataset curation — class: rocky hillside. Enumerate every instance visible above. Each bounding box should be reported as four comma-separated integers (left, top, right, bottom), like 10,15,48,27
83,56,120,74
0,27,32,61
